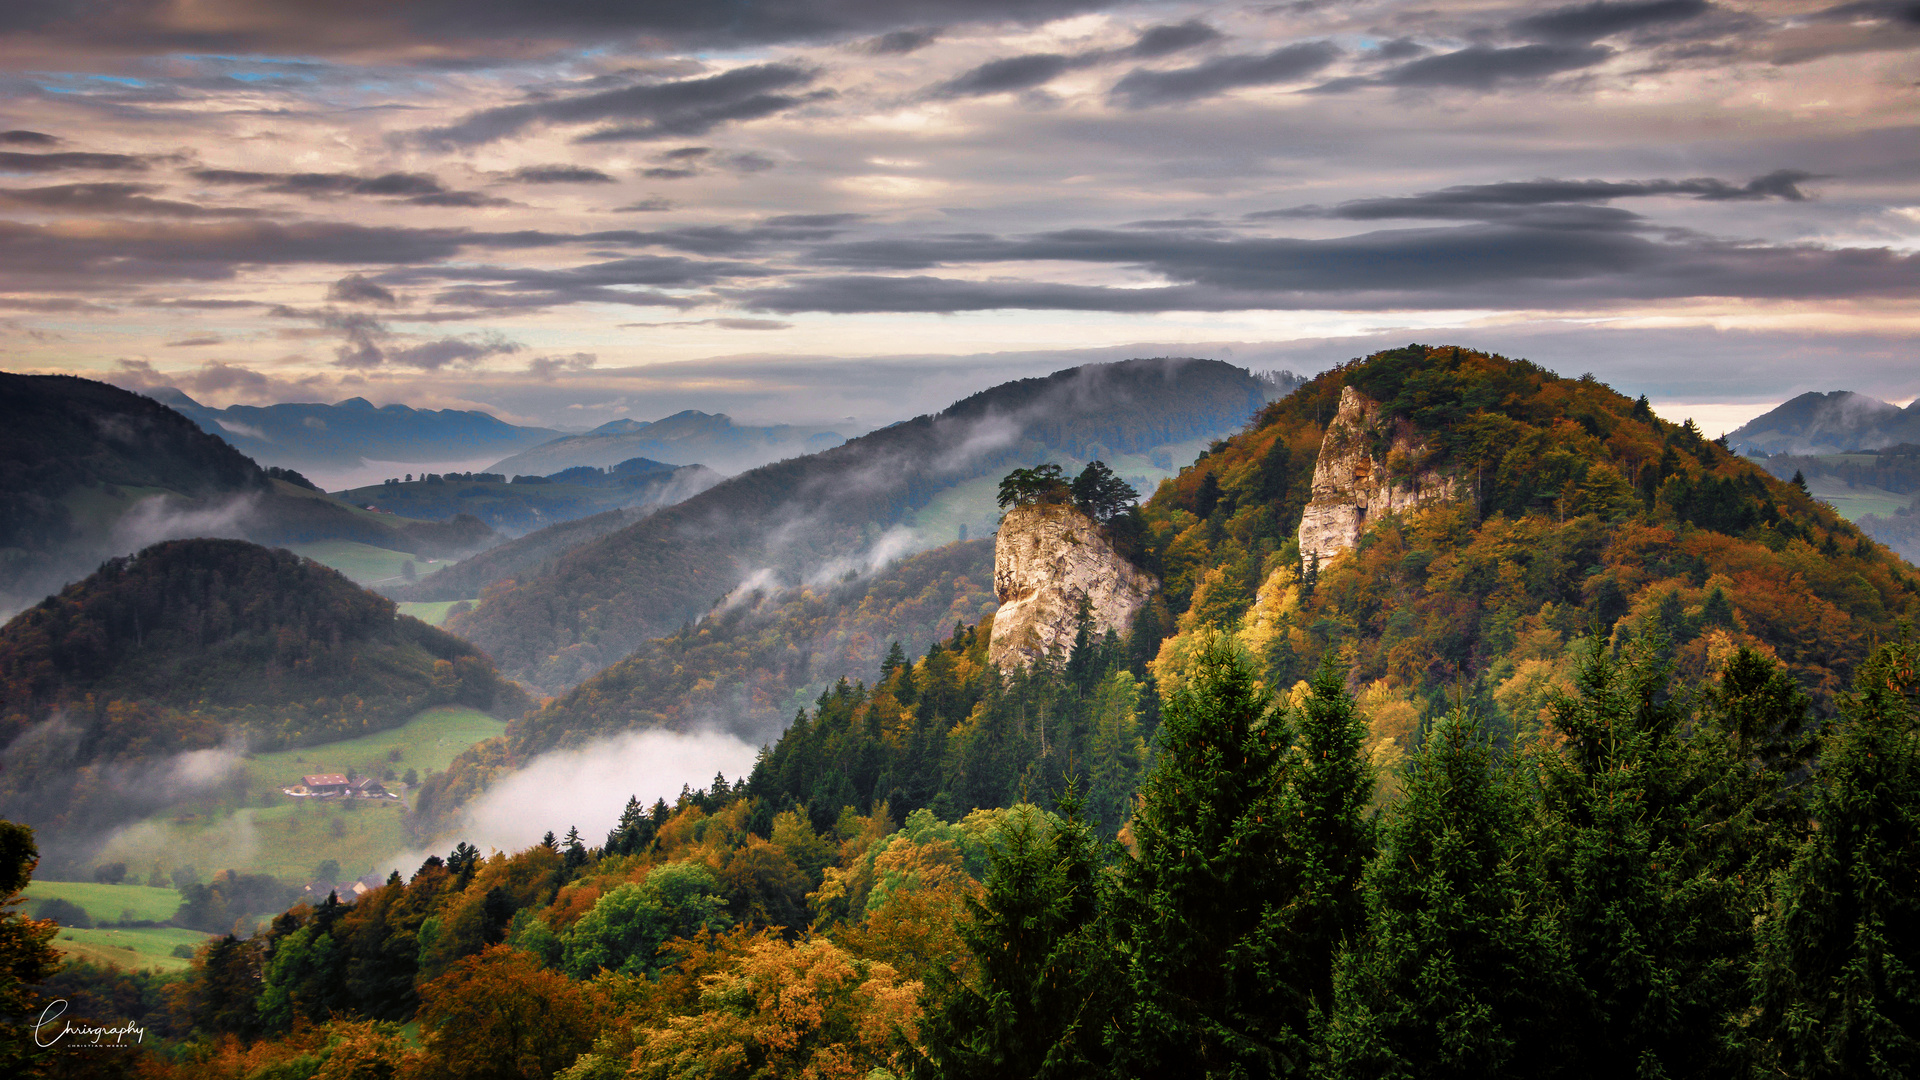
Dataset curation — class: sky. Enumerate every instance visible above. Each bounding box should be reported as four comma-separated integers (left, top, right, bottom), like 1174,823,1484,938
0,0,1914,433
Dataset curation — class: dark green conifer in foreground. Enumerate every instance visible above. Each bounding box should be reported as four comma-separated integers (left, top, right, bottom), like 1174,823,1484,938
1540,635,1757,1079
1329,710,1581,1080
1752,632,1920,1079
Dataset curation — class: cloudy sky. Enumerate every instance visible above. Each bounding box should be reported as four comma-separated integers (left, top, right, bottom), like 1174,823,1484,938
0,0,1914,431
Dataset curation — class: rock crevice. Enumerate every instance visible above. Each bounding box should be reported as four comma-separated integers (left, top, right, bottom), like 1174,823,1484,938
988,502,1157,670
1298,384,1461,567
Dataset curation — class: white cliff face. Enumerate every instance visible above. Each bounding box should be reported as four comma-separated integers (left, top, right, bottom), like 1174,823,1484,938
1298,384,1461,568
988,502,1158,670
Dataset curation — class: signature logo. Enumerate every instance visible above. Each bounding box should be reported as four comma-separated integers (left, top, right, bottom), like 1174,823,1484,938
34,1000,145,1049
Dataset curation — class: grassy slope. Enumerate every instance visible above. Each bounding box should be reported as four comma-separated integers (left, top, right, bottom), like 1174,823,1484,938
241,706,505,788
23,880,182,922
50,926,209,972
94,707,505,883
396,600,473,626
288,540,454,587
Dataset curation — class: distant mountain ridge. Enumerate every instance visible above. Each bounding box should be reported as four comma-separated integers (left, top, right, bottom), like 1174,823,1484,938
336,460,722,539
149,388,563,473
0,374,465,617
451,357,1273,693
484,409,850,477
1728,390,1920,455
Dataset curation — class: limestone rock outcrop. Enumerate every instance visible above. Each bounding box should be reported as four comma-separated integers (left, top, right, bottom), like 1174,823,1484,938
1298,385,1461,568
988,502,1158,670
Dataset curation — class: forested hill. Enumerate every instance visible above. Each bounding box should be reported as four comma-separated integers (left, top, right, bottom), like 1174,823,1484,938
0,538,528,837
1142,345,1919,739
450,357,1268,693
0,373,464,616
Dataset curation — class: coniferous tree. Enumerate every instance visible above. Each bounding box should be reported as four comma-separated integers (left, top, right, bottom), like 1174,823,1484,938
1540,634,1752,1079
1113,632,1306,1078
919,789,1116,1079
1289,656,1379,1014
1753,633,1920,1079
1328,710,1581,1080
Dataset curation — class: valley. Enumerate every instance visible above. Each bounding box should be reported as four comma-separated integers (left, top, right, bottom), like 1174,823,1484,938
8,347,1920,1076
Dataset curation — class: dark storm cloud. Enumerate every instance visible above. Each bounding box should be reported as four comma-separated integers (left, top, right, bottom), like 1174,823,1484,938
0,131,59,146
1803,0,1920,25
383,252,763,315
0,0,1117,58
1129,19,1223,58
758,219,1920,311
328,273,399,306
0,150,148,173
190,168,509,205
0,182,263,217
1257,171,1817,222
930,53,1079,98
860,28,942,55
414,64,825,146
420,253,762,290
526,352,596,378
301,305,523,370
0,218,668,293
1366,43,1614,90
1110,41,1341,107
509,165,615,183
1512,0,1712,43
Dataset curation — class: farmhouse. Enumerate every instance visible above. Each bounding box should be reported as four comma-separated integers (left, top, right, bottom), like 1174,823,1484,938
302,773,349,796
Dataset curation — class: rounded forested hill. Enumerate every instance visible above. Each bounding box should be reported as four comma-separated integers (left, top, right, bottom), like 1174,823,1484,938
1141,345,1920,732
0,538,529,831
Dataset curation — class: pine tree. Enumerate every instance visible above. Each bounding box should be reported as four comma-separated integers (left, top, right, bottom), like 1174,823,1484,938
1327,710,1581,1080
1113,632,1306,1077
1752,633,1920,1078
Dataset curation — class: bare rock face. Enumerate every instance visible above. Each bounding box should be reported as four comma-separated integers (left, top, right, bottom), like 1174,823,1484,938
989,502,1158,670
1298,384,1461,567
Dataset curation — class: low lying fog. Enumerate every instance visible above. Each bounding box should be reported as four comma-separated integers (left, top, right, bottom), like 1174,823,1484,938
400,729,760,866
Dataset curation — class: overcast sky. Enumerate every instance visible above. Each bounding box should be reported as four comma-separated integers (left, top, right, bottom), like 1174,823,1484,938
0,0,1913,432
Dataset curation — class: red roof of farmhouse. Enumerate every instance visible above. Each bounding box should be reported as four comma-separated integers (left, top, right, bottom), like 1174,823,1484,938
303,774,348,786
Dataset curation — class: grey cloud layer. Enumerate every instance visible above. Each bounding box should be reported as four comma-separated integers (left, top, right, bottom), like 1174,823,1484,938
0,0,1121,65
415,64,828,146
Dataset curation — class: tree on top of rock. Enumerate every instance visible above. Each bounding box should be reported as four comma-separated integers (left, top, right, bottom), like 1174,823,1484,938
1070,460,1140,522
998,464,1070,510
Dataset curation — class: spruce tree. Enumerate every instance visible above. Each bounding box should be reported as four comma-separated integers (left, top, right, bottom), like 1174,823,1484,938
1752,633,1920,1078
918,789,1116,1080
1112,632,1306,1077
1328,710,1580,1080
1290,656,1379,1013
1540,634,1752,1079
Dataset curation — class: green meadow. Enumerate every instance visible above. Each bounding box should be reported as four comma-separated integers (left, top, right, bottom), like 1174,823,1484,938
395,599,474,626
286,540,455,588
50,926,211,973
92,707,505,885
23,880,182,923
